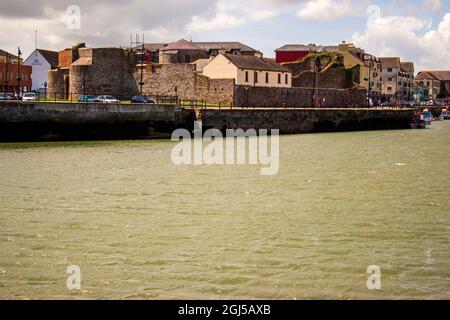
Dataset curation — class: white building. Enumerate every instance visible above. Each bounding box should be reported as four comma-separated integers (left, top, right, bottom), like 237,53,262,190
24,49,59,91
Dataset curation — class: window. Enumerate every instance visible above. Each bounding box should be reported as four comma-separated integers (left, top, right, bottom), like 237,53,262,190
285,74,288,84
245,71,249,83
265,72,269,83
254,71,258,83
388,68,393,72
388,78,392,82
387,86,392,91
278,73,281,84
184,55,191,63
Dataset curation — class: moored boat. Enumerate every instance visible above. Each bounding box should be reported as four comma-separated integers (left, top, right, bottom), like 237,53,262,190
422,109,433,125
410,112,427,129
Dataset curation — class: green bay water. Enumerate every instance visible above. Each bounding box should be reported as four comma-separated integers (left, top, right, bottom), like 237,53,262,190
0,123,449,300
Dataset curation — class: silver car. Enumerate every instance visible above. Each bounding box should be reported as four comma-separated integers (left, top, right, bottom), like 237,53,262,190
22,93,37,102
97,95,120,104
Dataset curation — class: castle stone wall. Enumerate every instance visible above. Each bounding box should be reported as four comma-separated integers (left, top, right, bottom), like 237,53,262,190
135,64,234,105
69,48,139,100
234,86,367,108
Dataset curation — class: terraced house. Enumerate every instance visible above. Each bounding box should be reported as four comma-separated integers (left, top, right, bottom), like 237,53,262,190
380,57,401,102
414,71,450,100
0,49,32,94
399,62,415,101
337,42,383,100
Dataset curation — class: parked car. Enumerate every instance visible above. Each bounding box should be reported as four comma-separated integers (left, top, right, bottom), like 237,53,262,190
97,95,120,104
131,95,155,104
22,93,37,102
78,95,100,103
0,93,16,101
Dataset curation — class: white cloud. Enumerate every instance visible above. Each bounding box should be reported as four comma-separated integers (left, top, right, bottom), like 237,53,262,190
353,12,450,71
184,12,246,33
183,0,280,35
249,10,279,21
424,0,442,12
296,0,354,21
0,0,219,56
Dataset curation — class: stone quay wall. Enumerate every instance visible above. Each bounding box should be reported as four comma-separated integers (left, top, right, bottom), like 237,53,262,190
0,101,193,141
199,108,414,134
0,101,415,141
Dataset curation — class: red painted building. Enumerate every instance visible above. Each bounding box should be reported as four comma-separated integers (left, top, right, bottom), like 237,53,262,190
275,44,338,64
0,49,32,93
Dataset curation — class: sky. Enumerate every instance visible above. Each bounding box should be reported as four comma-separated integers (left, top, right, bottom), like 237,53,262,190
0,0,449,72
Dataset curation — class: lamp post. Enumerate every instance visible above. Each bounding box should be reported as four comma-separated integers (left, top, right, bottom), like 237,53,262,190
4,51,9,92
312,56,321,107
367,62,372,106
139,42,145,95
16,47,22,97
82,66,86,98
43,81,47,101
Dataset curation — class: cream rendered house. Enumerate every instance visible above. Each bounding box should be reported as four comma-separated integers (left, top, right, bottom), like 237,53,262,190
202,53,292,88
380,57,401,101
338,42,382,98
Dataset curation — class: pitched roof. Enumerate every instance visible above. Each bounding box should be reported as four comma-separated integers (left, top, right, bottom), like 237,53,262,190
160,39,203,51
36,49,59,68
276,44,338,53
140,43,168,51
193,42,256,52
400,62,414,73
222,53,291,72
348,52,365,65
142,41,257,53
192,58,211,72
71,57,92,66
0,49,19,60
380,57,401,69
415,71,450,81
